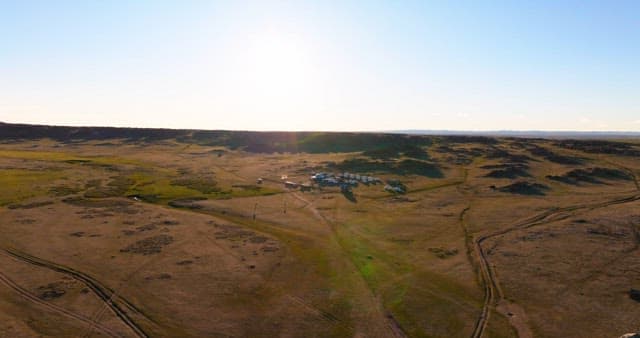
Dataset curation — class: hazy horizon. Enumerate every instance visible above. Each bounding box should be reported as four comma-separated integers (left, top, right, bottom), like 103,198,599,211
2,1,639,132
4,120,640,137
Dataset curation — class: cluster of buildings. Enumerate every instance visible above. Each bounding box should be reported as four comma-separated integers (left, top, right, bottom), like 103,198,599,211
310,172,381,192
275,172,406,194
383,179,407,194
384,184,406,193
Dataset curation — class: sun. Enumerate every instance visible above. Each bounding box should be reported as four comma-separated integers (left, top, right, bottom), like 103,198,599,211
245,29,316,97
219,26,329,125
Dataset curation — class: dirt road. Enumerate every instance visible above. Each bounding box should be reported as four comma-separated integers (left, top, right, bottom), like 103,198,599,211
0,248,150,338
470,192,640,338
0,268,121,338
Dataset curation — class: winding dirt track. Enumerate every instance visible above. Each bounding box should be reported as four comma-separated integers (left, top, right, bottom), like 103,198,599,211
471,191,640,338
0,247,150,338
0,269,121,338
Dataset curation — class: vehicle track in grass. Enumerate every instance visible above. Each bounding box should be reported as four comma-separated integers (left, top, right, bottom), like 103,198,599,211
604,160,640,191
0,268,121,338
160,197,361,336
471,191,640,338
469,144,640,338
0,247,151,338
83,257,162,338
292,192,407,338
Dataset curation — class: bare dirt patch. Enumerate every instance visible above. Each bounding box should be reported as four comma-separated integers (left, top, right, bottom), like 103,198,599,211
428,247,459,259
63,197,131,208
144,273,172,281
120,235,174,255
7,200,54,209
36,279,76,301
214,224,254,240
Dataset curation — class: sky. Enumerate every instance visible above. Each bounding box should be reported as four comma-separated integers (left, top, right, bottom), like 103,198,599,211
1,0,639,131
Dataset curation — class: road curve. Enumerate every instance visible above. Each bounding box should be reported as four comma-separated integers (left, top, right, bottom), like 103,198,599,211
0,268,122,338
471,192,640,338
0,247,151,338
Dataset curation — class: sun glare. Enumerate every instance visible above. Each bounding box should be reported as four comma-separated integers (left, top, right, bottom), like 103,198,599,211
242,30,319,100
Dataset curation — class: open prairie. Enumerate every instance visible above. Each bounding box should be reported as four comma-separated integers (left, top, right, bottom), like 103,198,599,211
0,123,639,338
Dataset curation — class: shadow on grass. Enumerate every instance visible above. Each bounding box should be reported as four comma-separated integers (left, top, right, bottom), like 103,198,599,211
342,189,357,203
497,181,549,196
330,158,444,178
546,167,633,185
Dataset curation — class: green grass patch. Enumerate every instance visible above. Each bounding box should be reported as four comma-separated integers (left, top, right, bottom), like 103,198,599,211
127,177,208,202
0,169,64,205
84,176,135,198
229,186,280,198
334,214,483,336
334,223,410,293
0,149,146,167
49,185,82,197
125,170,282,203
170,176,221,194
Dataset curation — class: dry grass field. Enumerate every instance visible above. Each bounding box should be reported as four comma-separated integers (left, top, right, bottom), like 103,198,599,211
0,124,639,337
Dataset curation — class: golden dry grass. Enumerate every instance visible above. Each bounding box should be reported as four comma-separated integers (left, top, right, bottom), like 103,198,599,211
0,136,639,337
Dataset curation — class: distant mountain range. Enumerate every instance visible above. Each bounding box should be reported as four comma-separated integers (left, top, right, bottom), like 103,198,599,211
0,121,638,140
388,130,640,138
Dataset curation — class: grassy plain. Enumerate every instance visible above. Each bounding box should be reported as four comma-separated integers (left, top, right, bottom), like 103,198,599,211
0,126,639,337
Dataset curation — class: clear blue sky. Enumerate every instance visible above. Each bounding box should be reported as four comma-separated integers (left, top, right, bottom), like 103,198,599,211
1,0,639,131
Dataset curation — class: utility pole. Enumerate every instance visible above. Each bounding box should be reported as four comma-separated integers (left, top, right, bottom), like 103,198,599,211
283,194,287,214
253,203,257,220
